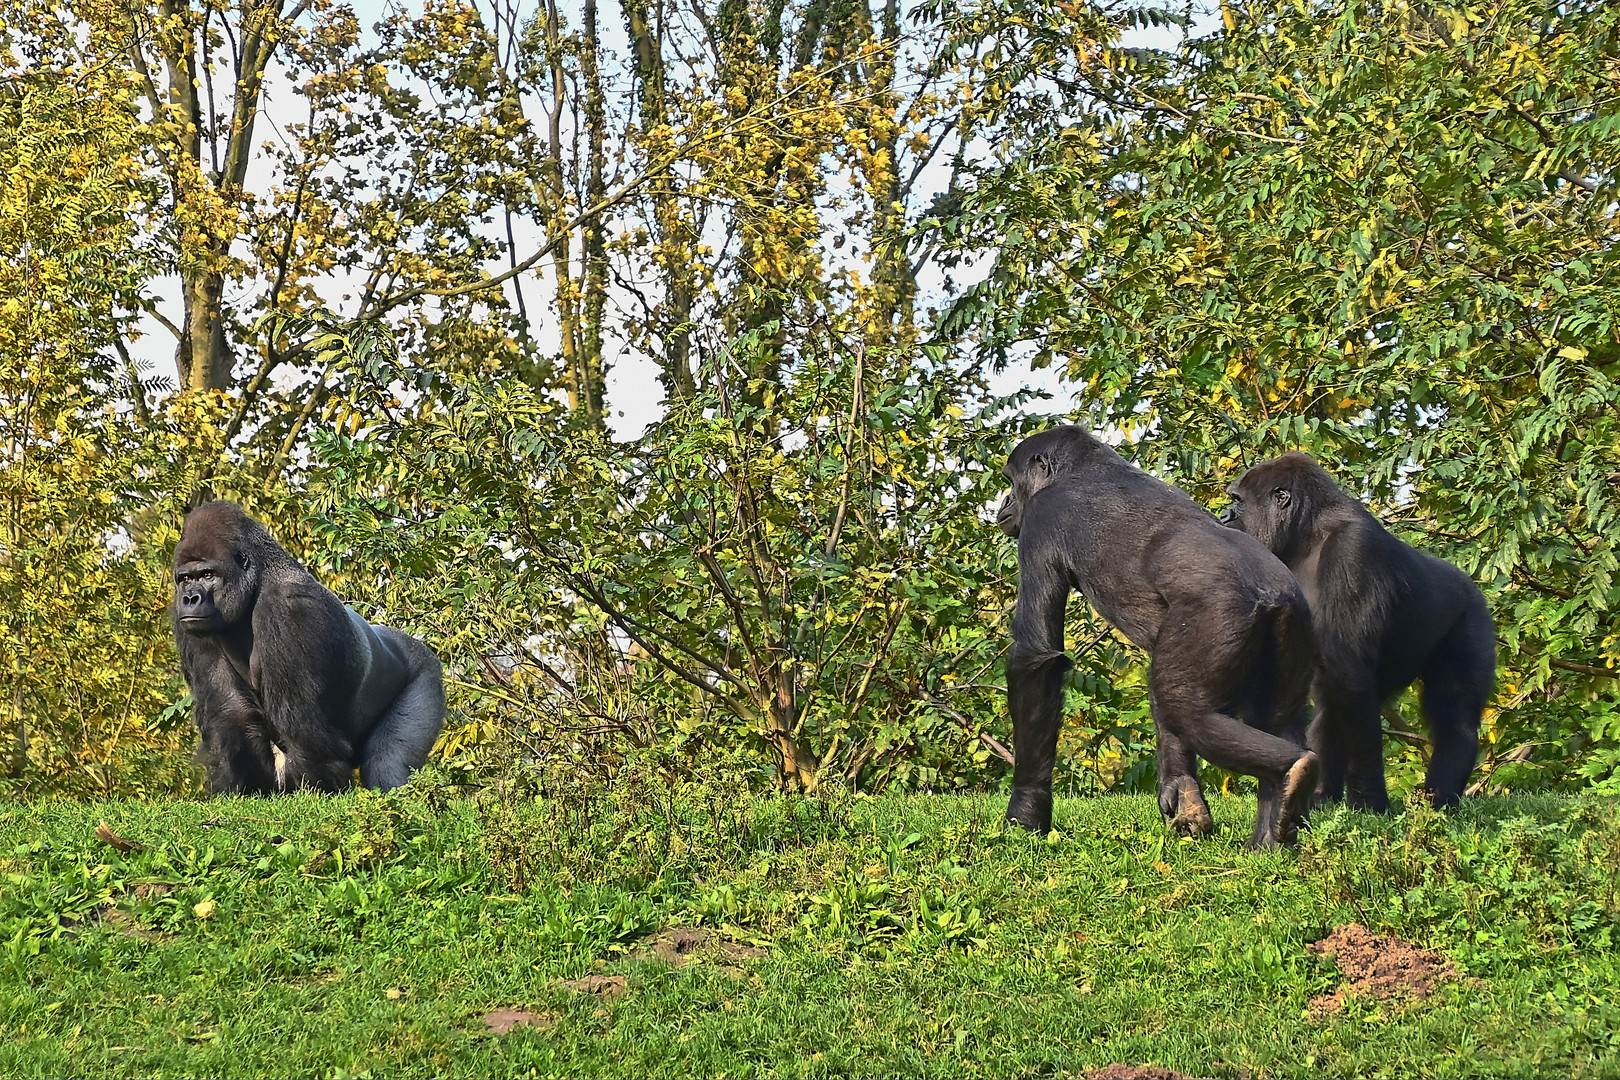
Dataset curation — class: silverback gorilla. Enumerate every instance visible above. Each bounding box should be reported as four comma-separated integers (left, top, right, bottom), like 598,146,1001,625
172,501,445,794
997,426,1320,847
1223,452,1495,809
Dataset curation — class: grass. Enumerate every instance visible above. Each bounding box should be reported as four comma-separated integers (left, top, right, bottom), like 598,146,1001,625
1,769,1617,1079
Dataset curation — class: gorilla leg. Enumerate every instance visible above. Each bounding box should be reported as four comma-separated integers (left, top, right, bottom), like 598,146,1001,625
1315,681,1388,812
1306,705,1345,804
1157,700,1315,847
1151,618,1317,848
1238,604,1314,846
1154,706,1212,837
1421,615,1493,807
359,666,446,791
276,727,357,793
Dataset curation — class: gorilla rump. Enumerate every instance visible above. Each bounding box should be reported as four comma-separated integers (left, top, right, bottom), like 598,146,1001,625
171,501,445,794
1224,452,1495,809
996,426,1319,847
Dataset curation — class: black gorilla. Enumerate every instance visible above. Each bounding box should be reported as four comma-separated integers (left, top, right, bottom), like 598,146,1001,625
997,426,1320,847
1223,452,1495,809
172,501,445,794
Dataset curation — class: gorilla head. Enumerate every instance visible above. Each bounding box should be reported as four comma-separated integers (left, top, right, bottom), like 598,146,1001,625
1219,450,1337,561
996,426,1096,538
172,502,270,636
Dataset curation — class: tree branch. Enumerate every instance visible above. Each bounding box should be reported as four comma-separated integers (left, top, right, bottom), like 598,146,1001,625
1501,637,1617,679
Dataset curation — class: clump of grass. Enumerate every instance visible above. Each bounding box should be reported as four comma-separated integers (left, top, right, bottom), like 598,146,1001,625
1300,794,1620,960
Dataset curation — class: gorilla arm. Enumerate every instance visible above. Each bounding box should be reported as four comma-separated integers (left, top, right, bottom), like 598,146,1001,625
1005,530,1075,835
177,631,279,795
250,582,366,792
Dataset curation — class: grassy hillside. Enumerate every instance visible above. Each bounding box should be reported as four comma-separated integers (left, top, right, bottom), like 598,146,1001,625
1,775,1616,1079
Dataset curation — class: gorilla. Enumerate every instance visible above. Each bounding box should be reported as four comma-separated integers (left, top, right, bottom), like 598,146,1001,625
171,501,445,794
1223,452,1495,810
997,426,1320,847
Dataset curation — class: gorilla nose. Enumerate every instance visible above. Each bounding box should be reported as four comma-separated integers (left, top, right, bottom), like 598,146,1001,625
180,588,207,610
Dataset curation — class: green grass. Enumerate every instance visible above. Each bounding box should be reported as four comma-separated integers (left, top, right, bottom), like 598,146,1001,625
1,774,1617,1079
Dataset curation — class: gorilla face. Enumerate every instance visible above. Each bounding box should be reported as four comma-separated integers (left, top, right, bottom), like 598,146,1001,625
996,426,1093,539
1222,452,1320,560
996,456,1051,539
173,502,260,635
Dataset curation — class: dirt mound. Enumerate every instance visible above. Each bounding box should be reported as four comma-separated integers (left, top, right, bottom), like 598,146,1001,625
1082,1066,1190,1079
634,926,768,967
1307,923,1458,1014
482,1008,550,1034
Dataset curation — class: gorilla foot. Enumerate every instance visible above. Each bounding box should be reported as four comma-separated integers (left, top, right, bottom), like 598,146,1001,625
1276,751,1320,847
1422,783,1463,810
1161,777,1214,837
1006,786,1053,835
1345,787,1392,814
1170,801,1215,838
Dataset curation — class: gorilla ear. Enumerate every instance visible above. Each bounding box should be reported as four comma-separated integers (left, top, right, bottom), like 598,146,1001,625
1272,487,1292,507
1033,453,1051,477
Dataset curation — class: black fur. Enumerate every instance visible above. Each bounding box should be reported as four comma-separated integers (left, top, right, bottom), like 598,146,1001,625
997,426,1319,847
172,501,445,794
1223,452,1495,809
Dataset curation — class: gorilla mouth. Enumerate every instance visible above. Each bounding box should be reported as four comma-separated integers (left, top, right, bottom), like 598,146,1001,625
179,615,212,628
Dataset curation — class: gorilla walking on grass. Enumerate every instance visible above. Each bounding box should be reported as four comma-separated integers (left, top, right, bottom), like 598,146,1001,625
996,426,1320,847
172,501,445,794
1223,452,1495,810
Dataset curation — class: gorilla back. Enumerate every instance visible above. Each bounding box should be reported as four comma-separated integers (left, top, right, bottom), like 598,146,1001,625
171,501,445,794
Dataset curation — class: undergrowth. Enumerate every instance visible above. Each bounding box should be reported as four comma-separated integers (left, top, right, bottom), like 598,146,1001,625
0,766,1616,1078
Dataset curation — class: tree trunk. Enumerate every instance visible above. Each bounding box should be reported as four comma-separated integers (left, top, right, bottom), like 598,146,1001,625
178,266,232,390
579,0,610,417
621,0,696,399
131,0,291,395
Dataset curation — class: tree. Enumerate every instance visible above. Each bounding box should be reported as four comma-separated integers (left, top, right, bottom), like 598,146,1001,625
938,0,1620,791
0,58,196,795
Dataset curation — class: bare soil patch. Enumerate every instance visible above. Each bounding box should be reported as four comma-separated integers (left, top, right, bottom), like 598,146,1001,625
482,1008,550,1034
81,904,169,942
1307,923,1458,1015
1082,1066,1190,1079
633,926,768,967
557,974,628,998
